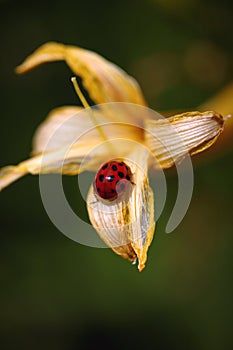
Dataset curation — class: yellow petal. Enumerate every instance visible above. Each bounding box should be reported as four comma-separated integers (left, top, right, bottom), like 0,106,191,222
32,105,143,155
16,42,147,105
0,165,28,190
0,139,125,190
0,104,144,190
0,142,95,190
145,111,224,169
87,146,155,272
32,106,82,154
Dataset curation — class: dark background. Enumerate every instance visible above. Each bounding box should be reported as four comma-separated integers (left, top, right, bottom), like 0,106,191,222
1,0,233,349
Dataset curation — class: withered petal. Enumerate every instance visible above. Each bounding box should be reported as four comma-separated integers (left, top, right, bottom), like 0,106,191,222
87,146,155,272
16,42,147,105
32,105,143,155
145,111,224,169
0,103,145,190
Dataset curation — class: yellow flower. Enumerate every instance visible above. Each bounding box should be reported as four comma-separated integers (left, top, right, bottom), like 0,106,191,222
0,42,231,271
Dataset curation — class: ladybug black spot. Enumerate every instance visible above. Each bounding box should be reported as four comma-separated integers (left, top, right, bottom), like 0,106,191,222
111,189,116,193
99,174,104,182
112,164,117,171
102,164,108,170
118,171,124,178
126,174,130,181
106,175,114,182
118,162,124,166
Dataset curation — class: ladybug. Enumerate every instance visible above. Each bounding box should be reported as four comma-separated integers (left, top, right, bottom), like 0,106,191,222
94,160,133,201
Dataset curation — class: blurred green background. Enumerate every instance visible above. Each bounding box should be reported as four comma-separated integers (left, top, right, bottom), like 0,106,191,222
1,0,233,349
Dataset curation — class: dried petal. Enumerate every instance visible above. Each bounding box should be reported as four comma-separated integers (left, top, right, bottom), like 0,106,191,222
0,105,144,190
32,106,82,155
145,111,224,169
87,147,155,271
16,42,147,105
0,165,27,190
32,105,143,155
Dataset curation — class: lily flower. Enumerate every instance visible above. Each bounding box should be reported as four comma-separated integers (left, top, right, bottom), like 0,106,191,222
0,42,230,271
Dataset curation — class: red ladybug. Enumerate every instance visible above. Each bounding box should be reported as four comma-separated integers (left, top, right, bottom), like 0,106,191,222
94,160,133,200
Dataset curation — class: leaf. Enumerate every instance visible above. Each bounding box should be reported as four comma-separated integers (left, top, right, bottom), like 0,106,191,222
16,42,147,105
145,111,224,168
